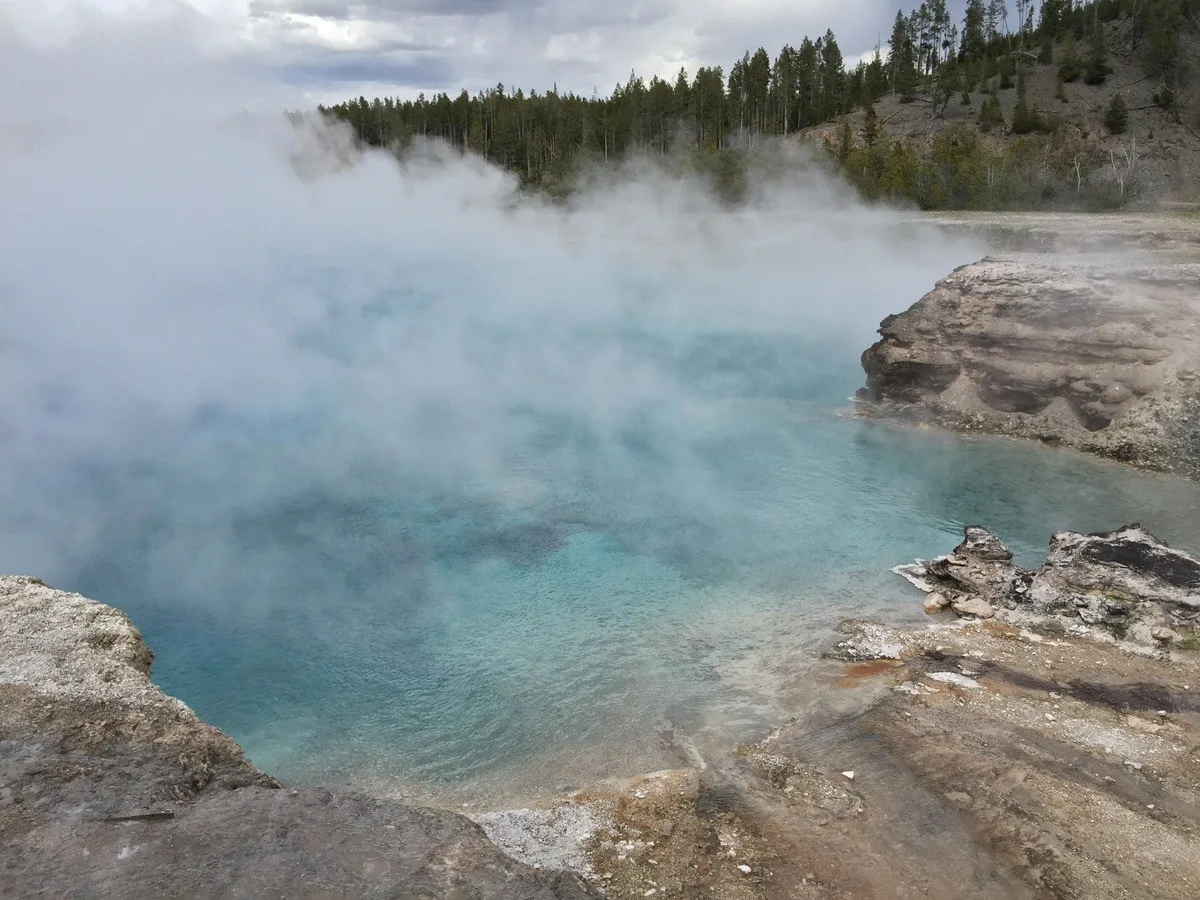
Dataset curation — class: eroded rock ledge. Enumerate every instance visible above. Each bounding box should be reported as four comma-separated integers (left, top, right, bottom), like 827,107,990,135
0,576,594,899
858,255,1200,477
889,524,1200,652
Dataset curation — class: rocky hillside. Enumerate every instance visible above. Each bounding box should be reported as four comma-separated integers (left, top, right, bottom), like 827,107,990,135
804,17,1200,206
0,576,594,899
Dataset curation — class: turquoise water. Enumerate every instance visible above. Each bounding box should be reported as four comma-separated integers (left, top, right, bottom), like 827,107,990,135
58,356,1200,805
6,134,1200,806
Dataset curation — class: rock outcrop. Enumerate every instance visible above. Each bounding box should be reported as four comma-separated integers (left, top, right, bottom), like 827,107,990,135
858,255,1200,478
0,576,595,899
895,524,1200,651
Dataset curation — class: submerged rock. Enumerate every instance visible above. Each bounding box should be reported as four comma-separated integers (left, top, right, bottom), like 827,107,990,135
858,255,1200,478
895,524,1200,650
0,576,595,899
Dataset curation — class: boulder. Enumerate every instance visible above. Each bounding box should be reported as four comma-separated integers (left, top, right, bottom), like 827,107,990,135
924,592,952,614
895,525,1200,649
950,595,996,620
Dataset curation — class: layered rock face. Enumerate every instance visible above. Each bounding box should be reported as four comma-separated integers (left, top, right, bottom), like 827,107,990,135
0,576,595,899
859,255,1200,477
895,524,1200,650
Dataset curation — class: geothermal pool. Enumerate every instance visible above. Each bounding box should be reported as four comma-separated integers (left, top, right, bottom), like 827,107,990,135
57,350,1200,808
6,128,1200,809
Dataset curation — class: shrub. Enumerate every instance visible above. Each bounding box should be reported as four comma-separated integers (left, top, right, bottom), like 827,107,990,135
1105,94,1128,135
978,93,1005,131
1059,37,1082,83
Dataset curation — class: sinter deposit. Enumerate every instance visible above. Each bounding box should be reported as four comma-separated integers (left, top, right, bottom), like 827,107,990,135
858,254,1200,478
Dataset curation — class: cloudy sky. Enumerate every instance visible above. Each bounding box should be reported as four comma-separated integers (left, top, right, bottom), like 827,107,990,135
0,0,971,109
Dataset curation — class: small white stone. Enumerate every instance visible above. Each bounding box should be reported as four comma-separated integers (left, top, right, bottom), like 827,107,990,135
928,672,982,690
737,864,753,875
841,771,855,781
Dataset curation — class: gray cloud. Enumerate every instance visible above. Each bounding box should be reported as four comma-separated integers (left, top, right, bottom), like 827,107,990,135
3,1,982,102
244,0,917,100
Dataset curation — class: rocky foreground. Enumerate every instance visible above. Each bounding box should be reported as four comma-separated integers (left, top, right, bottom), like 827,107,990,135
481,526,1200,900
5,525,1200,899
0,576,593,899
857,252,1200,478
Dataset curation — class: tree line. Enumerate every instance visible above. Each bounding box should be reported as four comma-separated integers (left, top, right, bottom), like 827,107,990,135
318,1,1198,206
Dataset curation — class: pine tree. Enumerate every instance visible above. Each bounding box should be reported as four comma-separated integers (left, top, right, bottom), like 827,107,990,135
836,119,855,162
1059,35,1083,83
1142,0,1184,77
962,0,987,61
1105,93,1128,134
1083,20,1110,85
1011,70,1040,134
861,105,880,147
999,54,1015,90
1038,31,1054,65
889,11,919,101
978,91,1005,132
1039,0,1067,39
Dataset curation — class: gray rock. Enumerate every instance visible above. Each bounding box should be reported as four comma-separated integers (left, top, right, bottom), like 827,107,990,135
823,620,908,661
896,525,1200,648
950,595,996,620
0,576,596,899
858,255,1200,478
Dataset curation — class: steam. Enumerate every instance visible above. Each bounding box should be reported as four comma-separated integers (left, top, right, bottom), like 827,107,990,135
0,9,986,618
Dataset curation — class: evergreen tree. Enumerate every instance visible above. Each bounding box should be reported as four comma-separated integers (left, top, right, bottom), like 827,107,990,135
864,49,889,102
889,11,919,101
1038,31,1055,65
987,0,1009,42
834,119,855,163
962,0,988,60
978,91,1005,132
998,52,1017,91
820,31,847,119
1011,70,1040,134
1141,0,1184,78
1083,19,1110,85
861,104,880,147
1059,35,1083,82
1105,93,1128,134
1039,0,1068,39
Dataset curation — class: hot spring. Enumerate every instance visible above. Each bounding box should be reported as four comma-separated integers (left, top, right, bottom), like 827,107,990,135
4,123,1200,808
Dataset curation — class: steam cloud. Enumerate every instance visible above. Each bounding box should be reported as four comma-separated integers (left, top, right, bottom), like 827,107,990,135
0,7,985,619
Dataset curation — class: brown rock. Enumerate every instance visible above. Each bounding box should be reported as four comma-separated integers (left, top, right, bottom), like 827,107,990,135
924,592,952,614
951,595,995,619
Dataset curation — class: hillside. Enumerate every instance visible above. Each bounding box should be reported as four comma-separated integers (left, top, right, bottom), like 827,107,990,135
803,17,1200,206
320,2,1200,209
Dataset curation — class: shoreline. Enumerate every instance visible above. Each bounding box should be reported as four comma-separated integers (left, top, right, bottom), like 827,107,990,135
4,522,1200,897
471,525,1200,899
